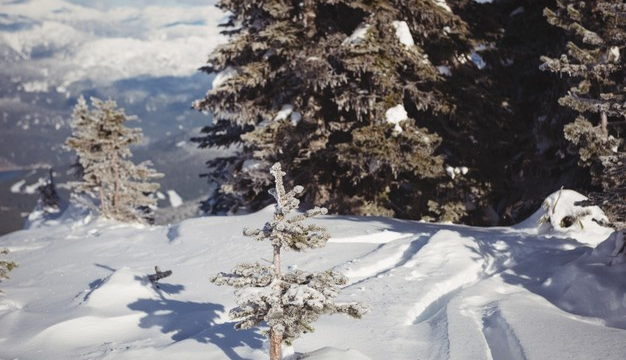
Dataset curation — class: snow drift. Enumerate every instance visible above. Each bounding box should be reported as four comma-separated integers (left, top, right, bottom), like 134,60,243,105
0,189,625,359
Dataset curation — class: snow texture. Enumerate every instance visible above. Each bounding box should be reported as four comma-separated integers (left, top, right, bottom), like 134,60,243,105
211,66,238,90
391,21,415,48
0,190,625,359
166,190,183,208
343,23,371,46
433,0,452,12
385,104,408,133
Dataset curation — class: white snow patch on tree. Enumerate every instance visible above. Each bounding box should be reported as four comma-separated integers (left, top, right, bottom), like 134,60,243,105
343,23,371,46
391,21,415,48
437,65,452,76
471,51,486,69
290,112,302,126
385,104,408,133
167,190,183,208
433,0,452,12
212,66,237,90
274,104,294,121
241,159,264,173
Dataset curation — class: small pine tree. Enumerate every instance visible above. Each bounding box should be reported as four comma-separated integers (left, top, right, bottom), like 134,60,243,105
65,96,163,223
211,163,368,360
37,169,61,214
0,248,18,292
539,0,625,250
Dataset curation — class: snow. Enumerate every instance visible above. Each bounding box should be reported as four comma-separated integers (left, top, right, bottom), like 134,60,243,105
437,65,452,76
1,190,626,359
609,46,620,63
471,51,487,69
166,190,183,208
9,179,25,193
343,23,371,46
298,347,373,360
211,66,237,90
0,0,227,88
391,21,415,48
385,104,408,133
433,0,452,12
274,104,294,121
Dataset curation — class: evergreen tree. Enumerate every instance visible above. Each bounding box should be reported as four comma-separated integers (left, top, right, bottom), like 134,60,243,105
0,248,18,292
211,163,367,360
194,0,495,223
65,96,163,224
539,1,625,237
36,169,61,214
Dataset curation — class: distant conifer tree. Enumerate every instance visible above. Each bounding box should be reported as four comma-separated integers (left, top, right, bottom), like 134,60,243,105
540,0,625,236
36,169,61,214
65,96,163,223
194,0,496,223
212,163,368,360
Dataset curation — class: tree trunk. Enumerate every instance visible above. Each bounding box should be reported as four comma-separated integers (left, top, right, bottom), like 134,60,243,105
273,244,281,277
269,328,283,360
270,244,282,359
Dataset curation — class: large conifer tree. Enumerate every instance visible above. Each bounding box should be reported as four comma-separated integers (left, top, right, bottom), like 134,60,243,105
66,97,163,224
194,0,493,222
540,0,625,232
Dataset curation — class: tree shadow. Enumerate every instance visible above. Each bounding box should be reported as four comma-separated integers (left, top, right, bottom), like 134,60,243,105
128,293,263,360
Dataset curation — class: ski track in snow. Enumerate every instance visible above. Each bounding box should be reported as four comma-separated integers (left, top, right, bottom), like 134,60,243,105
480,305,527,360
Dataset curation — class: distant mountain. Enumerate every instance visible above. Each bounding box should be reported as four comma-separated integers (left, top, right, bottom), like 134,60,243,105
0,0,227,234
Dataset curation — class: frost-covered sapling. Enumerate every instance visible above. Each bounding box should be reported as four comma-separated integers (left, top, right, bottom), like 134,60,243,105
212,163,368,360
0,248,18,293
65,96,163,224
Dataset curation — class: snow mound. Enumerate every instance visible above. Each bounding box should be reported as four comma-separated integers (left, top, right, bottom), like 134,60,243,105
515,189,612,245
543,231,626,328
83,267,159,312
298,347,373,360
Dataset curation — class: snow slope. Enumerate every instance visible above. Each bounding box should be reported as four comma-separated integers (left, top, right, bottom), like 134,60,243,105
0,190,625,359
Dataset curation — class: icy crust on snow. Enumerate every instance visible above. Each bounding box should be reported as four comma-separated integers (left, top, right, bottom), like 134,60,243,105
1,190,625,359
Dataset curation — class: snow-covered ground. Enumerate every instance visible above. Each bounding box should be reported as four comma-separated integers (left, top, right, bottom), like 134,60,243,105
1,190,625,359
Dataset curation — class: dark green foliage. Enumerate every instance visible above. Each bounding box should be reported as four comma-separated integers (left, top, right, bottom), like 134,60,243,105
194,0,500,223
66,97,163,224
37,169,61,213
540,0,625,231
